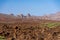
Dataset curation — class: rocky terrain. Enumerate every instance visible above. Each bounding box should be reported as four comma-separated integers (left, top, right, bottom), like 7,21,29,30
0,12,60,40
0,20,60,40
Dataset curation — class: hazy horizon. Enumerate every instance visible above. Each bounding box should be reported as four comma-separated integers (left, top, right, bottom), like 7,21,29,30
0,0,60,16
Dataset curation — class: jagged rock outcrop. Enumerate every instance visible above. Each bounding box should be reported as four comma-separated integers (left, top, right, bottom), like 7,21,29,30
0,12,60,22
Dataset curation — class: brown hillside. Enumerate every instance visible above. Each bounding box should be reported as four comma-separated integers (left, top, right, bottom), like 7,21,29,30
0,13,60,40
0,20,60,40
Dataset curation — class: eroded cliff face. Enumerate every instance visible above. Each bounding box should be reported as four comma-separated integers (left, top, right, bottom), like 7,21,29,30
0,21,60,40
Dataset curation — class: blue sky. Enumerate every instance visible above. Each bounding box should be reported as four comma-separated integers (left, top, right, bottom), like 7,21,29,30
0,0,60,16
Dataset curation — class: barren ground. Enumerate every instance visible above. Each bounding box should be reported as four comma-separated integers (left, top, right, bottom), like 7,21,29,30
0,20,60,40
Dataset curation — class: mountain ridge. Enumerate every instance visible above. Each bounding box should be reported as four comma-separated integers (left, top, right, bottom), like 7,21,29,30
0,12,60,22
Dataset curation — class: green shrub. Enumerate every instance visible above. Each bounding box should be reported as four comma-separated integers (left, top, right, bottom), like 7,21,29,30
0,36,6,40
45,22,60,28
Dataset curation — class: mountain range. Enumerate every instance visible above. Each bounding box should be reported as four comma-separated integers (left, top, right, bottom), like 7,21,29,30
0,12,60,22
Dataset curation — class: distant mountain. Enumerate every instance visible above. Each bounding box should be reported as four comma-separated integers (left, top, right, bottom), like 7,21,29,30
0,13,17,22
42,12,60,21
0,12,60,22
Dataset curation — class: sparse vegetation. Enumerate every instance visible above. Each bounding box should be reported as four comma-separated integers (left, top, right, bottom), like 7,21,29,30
0,20,60,40
0,36,6,40
42,22,60,28
0,13,60,40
